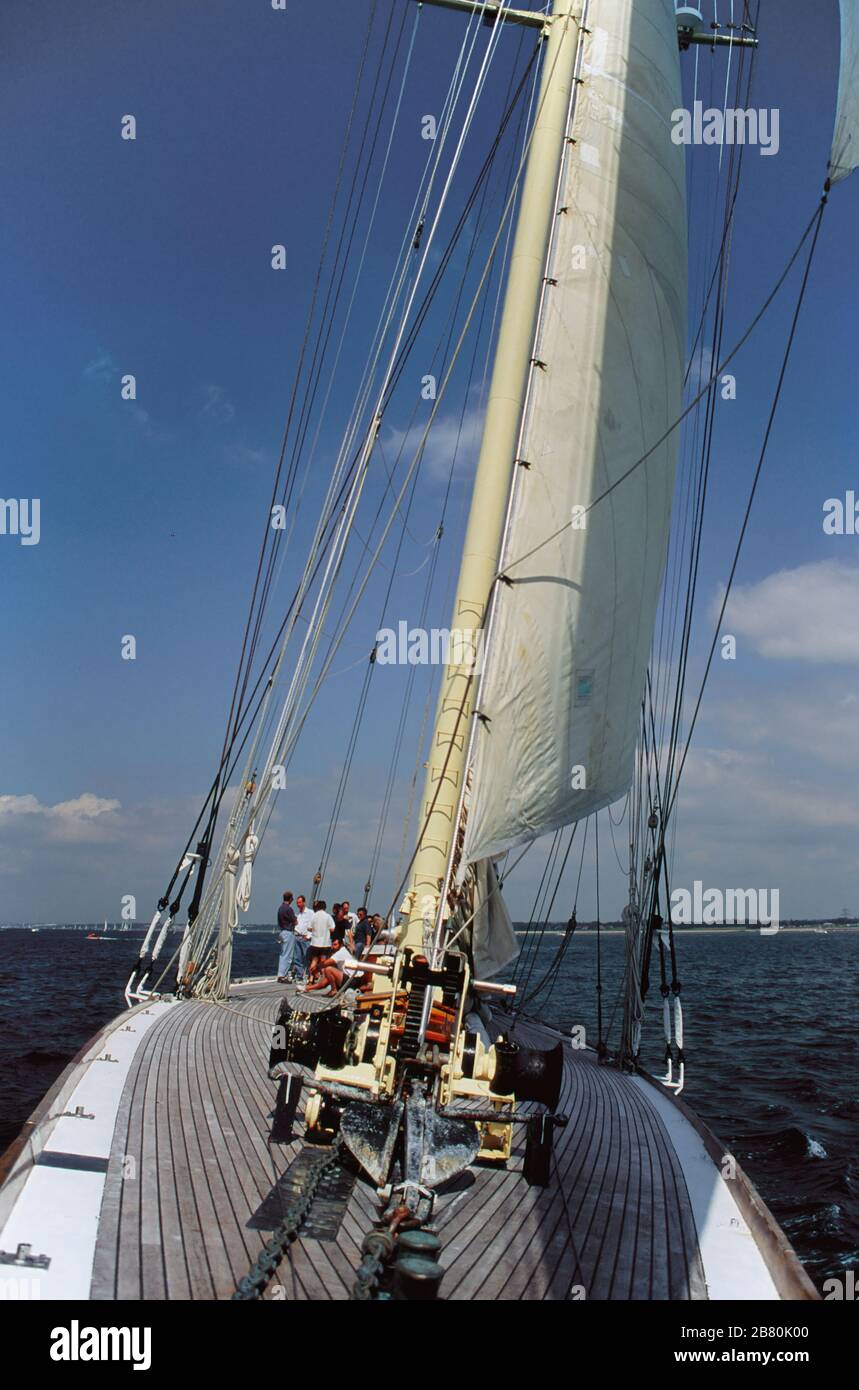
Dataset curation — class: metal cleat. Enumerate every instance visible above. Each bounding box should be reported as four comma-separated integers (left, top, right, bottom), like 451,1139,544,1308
0,1243,51,1270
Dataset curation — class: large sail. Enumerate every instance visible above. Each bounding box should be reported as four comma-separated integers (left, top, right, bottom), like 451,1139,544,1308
463,0,687,865
830,1,859,183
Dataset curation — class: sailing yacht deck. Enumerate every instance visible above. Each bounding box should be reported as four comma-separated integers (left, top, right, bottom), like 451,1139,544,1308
0,982,816,1301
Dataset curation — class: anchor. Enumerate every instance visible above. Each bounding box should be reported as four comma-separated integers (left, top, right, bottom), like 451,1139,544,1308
340,1081,479,1205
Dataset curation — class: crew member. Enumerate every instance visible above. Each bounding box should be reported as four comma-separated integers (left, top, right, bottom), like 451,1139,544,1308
276,892,298,982
294,894,314,976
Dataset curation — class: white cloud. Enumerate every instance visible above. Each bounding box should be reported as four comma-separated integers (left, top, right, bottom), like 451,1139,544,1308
81,352,168,441
651,655,859,916
0,790,197,919
224,441,270,468
49,793,121,821
0,794,41,817
0,792,119,820
675,746,859,834
705,684,859,770
0,792,122,844
718,560,859,663
199,383,236,425
686,342,714,394
82,350,118,385
0,771,413,923
383,405,483,483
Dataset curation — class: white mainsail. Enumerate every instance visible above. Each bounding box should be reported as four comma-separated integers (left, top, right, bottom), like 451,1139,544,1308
463,0,687,865
830,0,859,183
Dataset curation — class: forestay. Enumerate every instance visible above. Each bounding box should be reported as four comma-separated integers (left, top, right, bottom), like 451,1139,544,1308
464,0,687,864
830,1,859,183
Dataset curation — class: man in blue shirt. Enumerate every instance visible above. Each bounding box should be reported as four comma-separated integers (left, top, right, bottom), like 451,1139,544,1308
276,892,298,981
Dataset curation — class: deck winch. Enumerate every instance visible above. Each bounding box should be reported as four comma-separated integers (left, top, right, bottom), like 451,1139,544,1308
269,946,565,1197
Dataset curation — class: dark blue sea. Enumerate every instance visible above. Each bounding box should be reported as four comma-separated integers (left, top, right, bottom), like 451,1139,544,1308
0,925,856,1290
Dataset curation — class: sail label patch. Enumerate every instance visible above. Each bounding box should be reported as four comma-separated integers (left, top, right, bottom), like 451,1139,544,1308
574,671,595,706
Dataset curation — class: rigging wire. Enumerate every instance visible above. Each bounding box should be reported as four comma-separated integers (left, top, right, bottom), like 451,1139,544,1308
663,197,827,831
149,27,541,957
148,1,394,924
157,2,816,1045
653,6,756,785
180,20,556,989
270,22,574,941
273,33,540,892
246,22,561,898
225,0,392,774
319,31,536,896
621,188,827,1060
392,33,542,890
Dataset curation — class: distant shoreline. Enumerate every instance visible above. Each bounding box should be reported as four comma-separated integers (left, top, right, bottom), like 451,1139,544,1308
2,921,856,934
512,924,858,935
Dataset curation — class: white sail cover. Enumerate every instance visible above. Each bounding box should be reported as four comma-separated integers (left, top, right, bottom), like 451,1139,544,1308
830,1,859,183
464,0,687,865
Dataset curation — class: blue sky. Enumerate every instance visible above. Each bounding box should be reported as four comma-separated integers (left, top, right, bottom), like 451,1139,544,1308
1,0,858,926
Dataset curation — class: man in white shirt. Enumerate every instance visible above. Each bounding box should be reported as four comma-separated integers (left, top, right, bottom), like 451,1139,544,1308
294,894,314,977
306,900,335,982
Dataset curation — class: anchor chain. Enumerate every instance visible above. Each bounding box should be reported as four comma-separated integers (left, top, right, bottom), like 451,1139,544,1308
350,1228,397,1301
231,1135,345,1300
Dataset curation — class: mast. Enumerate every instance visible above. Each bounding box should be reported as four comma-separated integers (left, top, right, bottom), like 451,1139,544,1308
402,0,582,949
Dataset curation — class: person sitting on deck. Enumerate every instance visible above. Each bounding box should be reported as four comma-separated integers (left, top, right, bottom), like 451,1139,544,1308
276,891,298,982
299,933,366,995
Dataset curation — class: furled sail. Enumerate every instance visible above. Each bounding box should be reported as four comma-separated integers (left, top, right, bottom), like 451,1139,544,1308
469,857,519,978
830,1,859,183
463,0,687,865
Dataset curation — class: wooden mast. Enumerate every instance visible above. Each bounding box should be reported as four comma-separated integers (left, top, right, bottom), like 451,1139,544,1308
401,0,582,950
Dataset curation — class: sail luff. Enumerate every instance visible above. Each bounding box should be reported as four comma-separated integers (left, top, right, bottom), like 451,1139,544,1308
830,1,859,184
401,2,585,947
463,0,688,865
